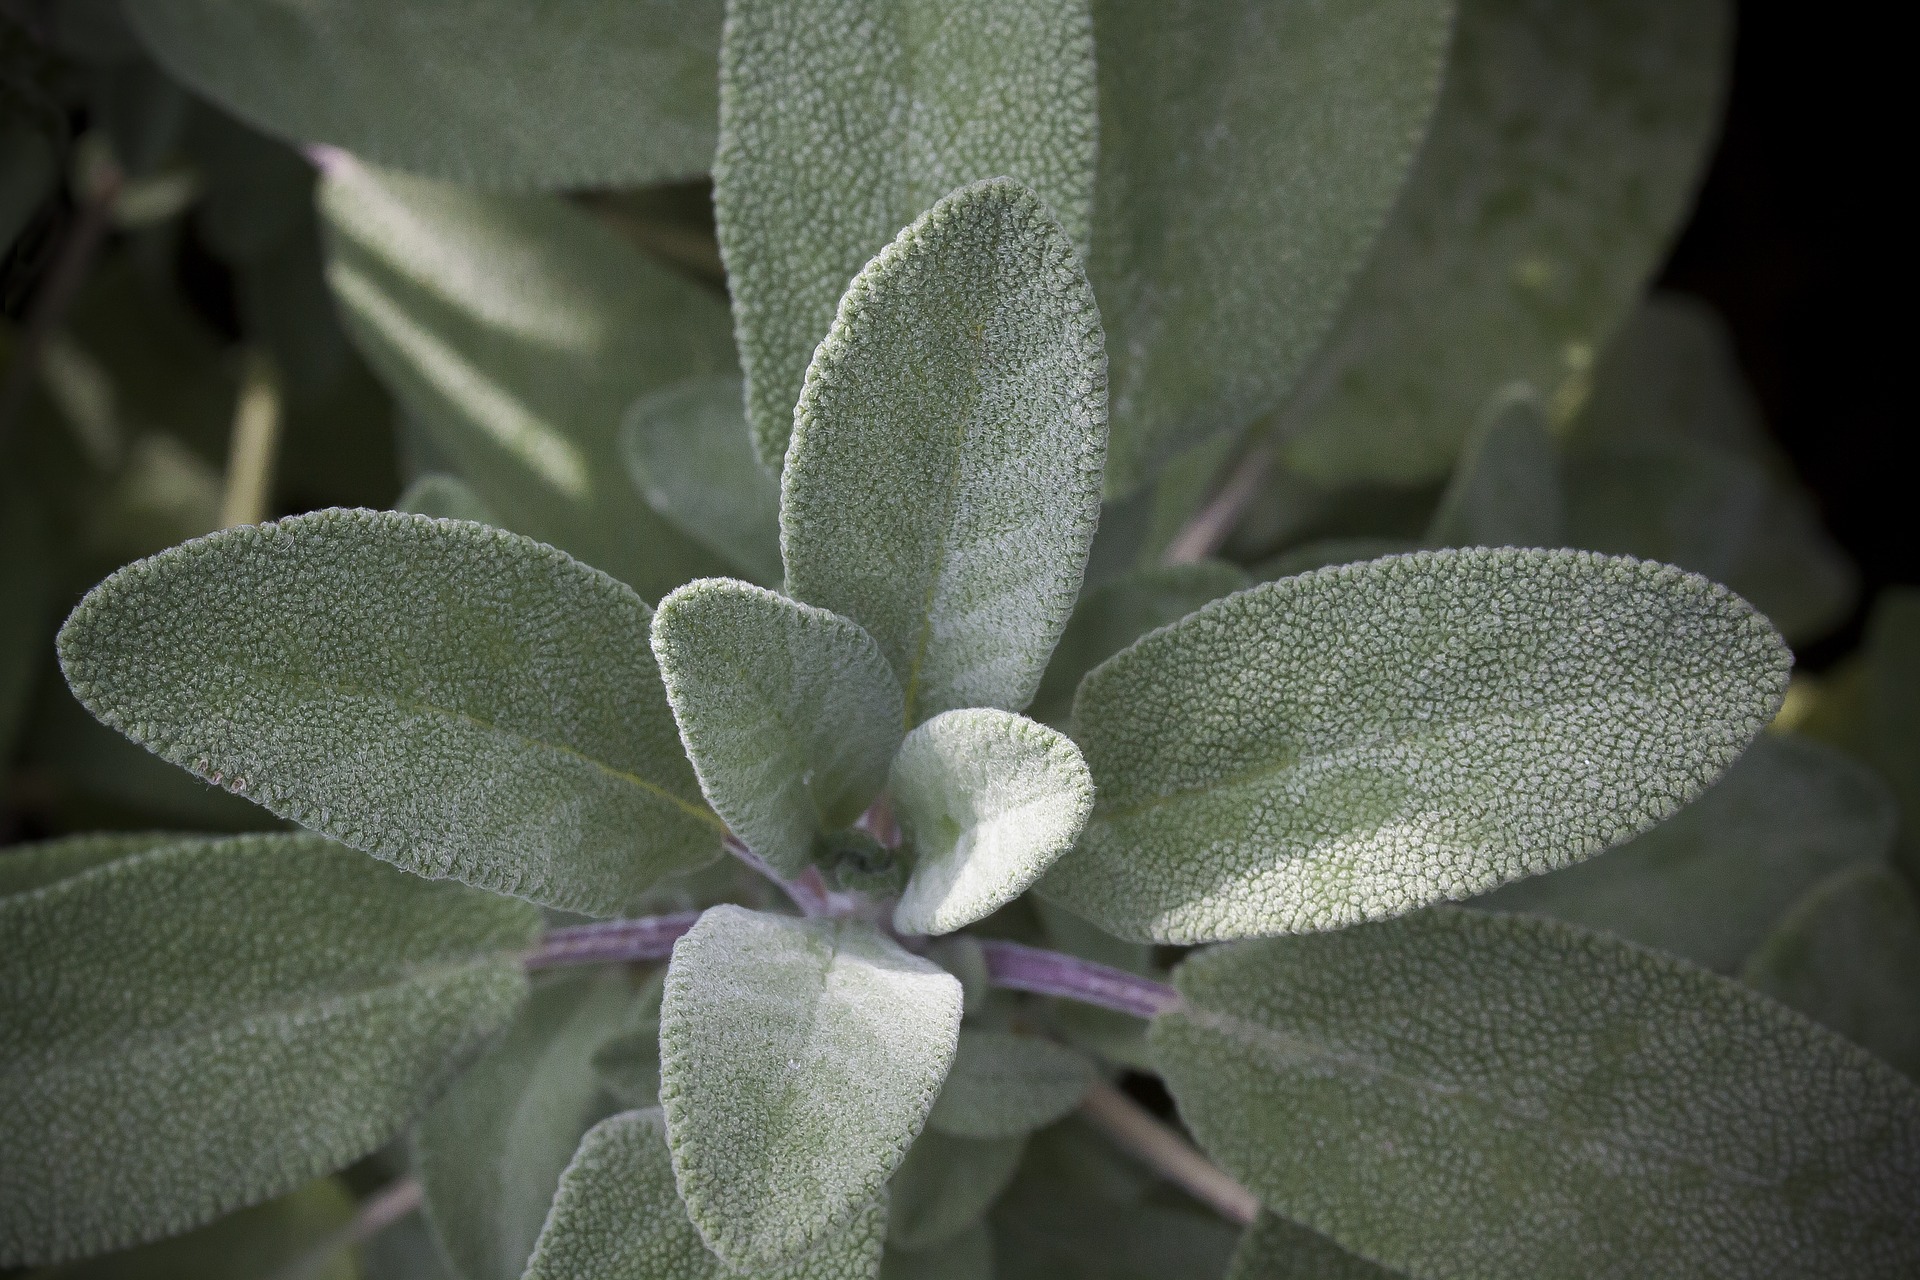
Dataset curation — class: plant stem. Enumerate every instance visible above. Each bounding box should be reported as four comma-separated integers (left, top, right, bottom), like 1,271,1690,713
1079,1080,1258,1227
1162,443,1273,565
268,1177,422,1280
725,833,854,918
219,351,281,528
523,913,701,969
976,939,1180,1018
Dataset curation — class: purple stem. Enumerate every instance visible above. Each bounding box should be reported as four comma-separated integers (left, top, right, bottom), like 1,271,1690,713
523,913,700,970
978,940,1180,1018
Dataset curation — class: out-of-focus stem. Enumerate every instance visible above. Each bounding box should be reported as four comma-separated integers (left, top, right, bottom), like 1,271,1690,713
220,351,281,528
523,913,701,969
1162,444,1273,565
1079,1080,1258,1227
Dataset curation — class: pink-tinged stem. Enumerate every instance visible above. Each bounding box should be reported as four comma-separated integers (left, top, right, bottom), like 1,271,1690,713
523,913,700,970
978,939,1180,1018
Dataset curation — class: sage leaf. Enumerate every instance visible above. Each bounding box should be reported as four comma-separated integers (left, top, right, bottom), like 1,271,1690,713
623,378,784,586
1228,1214,1403,1280
1028,560,1250,729
1091,0,1455,494
416,970,639,1280
887,1129,1025,1250
927,1031,1094,1140
591,971,668,1110
1280,0,1730,486
1153,908,1920,1278
1744,865,1920,1080
0,833,539,1265
891,709,1094,936
660,906,962,1268
881,1224,992,1280
1479,734,1895,973
398,472,497,525
716,0,1097,468
320,160,735,599
1423,394,1565,550
652,578,905,876
58,509,723,916
1041,548,1791,942
129,0,721,190
526,1109,886,1280
782,179,1107,724
0,830,183,898
46,1179,358,1280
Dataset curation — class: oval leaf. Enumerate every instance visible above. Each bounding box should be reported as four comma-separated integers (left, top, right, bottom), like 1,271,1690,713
526,1109,886,1280
1091,0,1455,495
887,1129,1025,1251
891,709,1093,936
1042,548,1790,942
1423,394,1565,550
927,1030,1095,1140
716,0,1097,468
782,178,1107,724
58,509,724,916
130,0,721,190
622,378,784,586
652,578,905,876
1154,908,1920,1278
0,833,538,1265
660,906,962,1268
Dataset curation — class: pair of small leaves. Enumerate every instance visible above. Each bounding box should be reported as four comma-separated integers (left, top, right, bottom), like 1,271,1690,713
0,832,538,1265
1042,547,1790,942
1154,907,1920,1277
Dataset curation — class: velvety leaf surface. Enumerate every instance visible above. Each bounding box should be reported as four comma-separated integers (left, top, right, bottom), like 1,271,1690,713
1028,560,1250,729
1228,1214,1404,1280
1154,908,1920,1278
1091,0,1455,494
715,0,1096,468
1479,734,1894,973
0,833,539,1264
526,1109,886,1280
1423,395,1565,549
398,472,497,524
43,1179,358,1280
653,578,903,876
1043,548,1790,942
880,1224,993,1280
1279,0,1729,485
660,906,962,1268
58,509,722,916
891,709,1094,936
886,1129,1025,1250
320,160,736,599
782,179,1107,724
1744,865,1920,1080
926,1030,1094,1139
130,0,721,189
0,830,185,897
417,970,640,1280
623,378,784,586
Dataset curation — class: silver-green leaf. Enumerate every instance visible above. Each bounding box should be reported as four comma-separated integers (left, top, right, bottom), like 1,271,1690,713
1090,0,1456,494
129,0,721,190
652,578,904,876
622,378,784,587
1153,908,1920,1278
926,1031,1094,1140
526,1108,887,1280
1423,393,1565,550
58,509,723,916
715,0,1097,468
660,906,962,1268
891,709,1093,936
0,833,539,1265
1042,548,1791,942
781,178,1107,725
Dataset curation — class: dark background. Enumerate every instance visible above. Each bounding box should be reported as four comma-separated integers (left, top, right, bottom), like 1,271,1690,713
1658,1,1910,666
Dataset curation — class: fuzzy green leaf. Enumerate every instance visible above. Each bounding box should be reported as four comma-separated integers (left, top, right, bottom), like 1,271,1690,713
782,179,1106,724
1744,865,1920,1080
1090,0,1455,494
880,1225,993,1280
1424,394,1565,549
0,833,539,1265
1228,1214,1404,1280
1042,548,1790,943
716,0,1096,468
1280,0,1730,486
399,472,497,524
320,160,735,599
526,1109,887,1280
45,1179,358,1280
1154,908,1920,1278
927,1031,1094,1140
58,509,723,916
887,1129,1025,1250
0,831,181,898
622,378,784,586
890,709,1093,936
652,578,904,876
129,0,721,190
660,906,962,1268
416,970,640,1280
1479,734,1895,973
1028,560,1250,729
